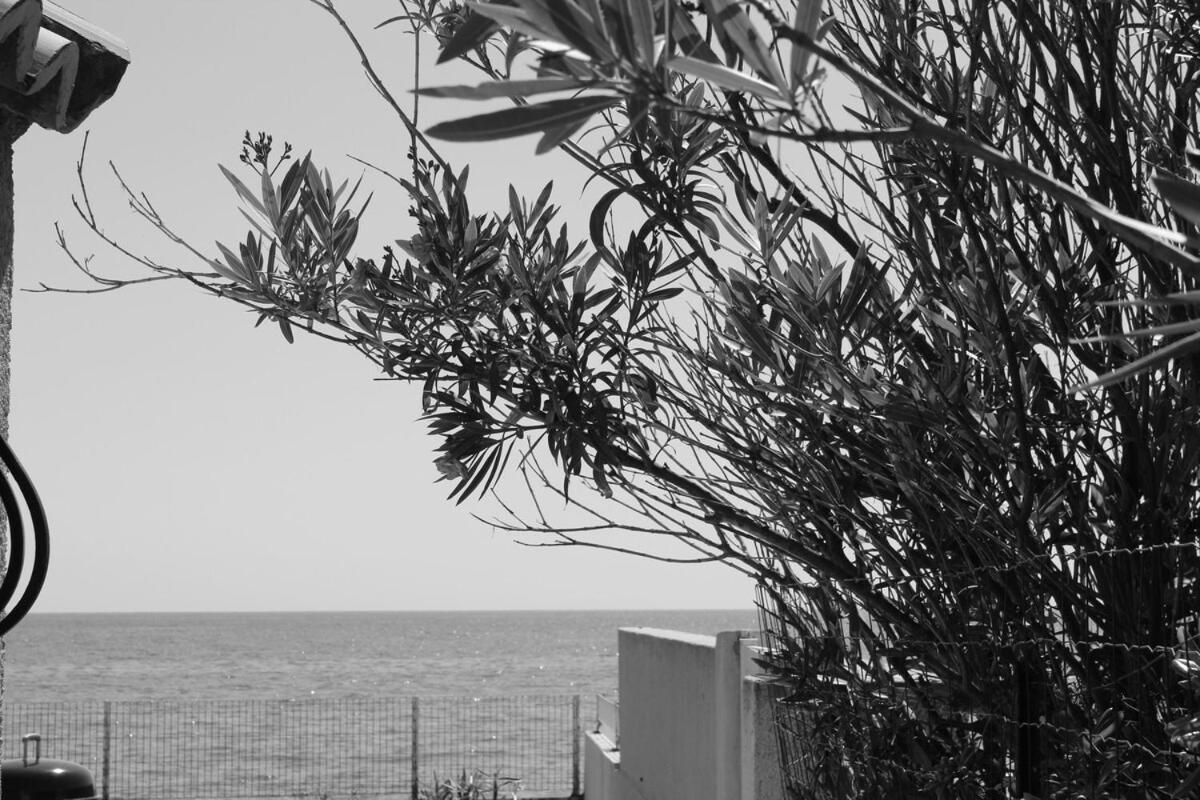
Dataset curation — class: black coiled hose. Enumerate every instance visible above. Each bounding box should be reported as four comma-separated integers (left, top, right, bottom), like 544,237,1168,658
0,434,48,635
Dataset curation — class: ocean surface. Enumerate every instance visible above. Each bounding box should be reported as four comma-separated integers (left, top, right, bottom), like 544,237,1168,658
0,609,759,703
0,610,759,797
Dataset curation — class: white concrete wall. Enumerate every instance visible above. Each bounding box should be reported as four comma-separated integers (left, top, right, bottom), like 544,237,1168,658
617,628,719,800
714,630,753,799
584,730,644,800
584,627,782,800
741,676,787,800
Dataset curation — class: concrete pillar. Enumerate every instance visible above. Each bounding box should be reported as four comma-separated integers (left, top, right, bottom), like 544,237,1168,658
715,630,755,800
0,113,28,438
741,675,788,800
0,112,29,578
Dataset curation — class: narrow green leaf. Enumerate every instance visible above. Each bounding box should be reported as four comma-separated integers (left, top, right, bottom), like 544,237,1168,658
238,208,274,242
509,184,525,229
788,0,824,89
545,0,607,59
530,180,555,223
699,0,788,93
279,154,308,212
645,286,683,303
584,287,619,310
374,14,415,30
278,317,294,344
503,0,576,45
1154,172,1200,228
590,186,628,251
815,264,843,302
667,55,787,102
220,165,267,218
417,78,587,100
305,160,331,217
583,0,609,48
208,257,246,285
453,447,498,504
437,11,501,63
620,0,655,67
535,114,591,153
426,95,620,143
261,168,280,222
672,10,719,61
602,0,640,64
465,2,555,40
1071,330,1200,391
215,241,253,285
573,251,603,297
1074,318,1200,343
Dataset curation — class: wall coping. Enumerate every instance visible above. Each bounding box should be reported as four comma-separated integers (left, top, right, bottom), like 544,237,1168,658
617,627,718,648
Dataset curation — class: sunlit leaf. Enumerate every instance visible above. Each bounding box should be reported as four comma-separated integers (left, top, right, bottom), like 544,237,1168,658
621,0,655,67
788,0,824,90
667,55,788,103
698,0,788,94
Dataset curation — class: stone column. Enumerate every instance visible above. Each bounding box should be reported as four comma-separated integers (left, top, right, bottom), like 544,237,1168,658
0,113,31,579
0,117,16,439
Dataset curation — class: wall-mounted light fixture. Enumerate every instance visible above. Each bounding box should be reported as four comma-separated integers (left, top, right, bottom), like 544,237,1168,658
0,0,128,133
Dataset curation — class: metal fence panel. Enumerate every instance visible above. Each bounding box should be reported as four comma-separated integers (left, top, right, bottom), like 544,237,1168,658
416,696,577,796
3,695,581,800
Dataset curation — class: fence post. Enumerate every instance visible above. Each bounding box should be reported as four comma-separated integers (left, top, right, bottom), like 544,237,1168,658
571,694,581,798
101,702,111,800
410,697,419,800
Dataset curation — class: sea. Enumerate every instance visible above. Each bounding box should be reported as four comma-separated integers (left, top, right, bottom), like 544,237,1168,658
0,609,759,703
0,610,760,798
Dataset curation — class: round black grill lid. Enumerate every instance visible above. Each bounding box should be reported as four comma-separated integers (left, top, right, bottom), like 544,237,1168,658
1,735,97,800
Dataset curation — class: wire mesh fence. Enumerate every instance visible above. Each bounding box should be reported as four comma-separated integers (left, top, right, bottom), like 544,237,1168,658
2,695,582,800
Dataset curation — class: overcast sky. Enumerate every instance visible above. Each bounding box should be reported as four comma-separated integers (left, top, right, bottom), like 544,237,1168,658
8,0,757,613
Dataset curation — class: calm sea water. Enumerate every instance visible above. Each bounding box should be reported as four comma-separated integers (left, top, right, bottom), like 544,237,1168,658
0,609,758,703
0,611,759,797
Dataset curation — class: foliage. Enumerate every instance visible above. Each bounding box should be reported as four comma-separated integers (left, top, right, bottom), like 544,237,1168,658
417,769,520,800
59,0,1200,796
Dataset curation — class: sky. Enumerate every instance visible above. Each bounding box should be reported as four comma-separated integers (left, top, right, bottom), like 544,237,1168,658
6,0,758,613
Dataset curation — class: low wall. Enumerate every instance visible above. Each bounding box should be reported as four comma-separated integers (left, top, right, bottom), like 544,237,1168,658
584,729,641,800
585,627,781,800
618,628,720,800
